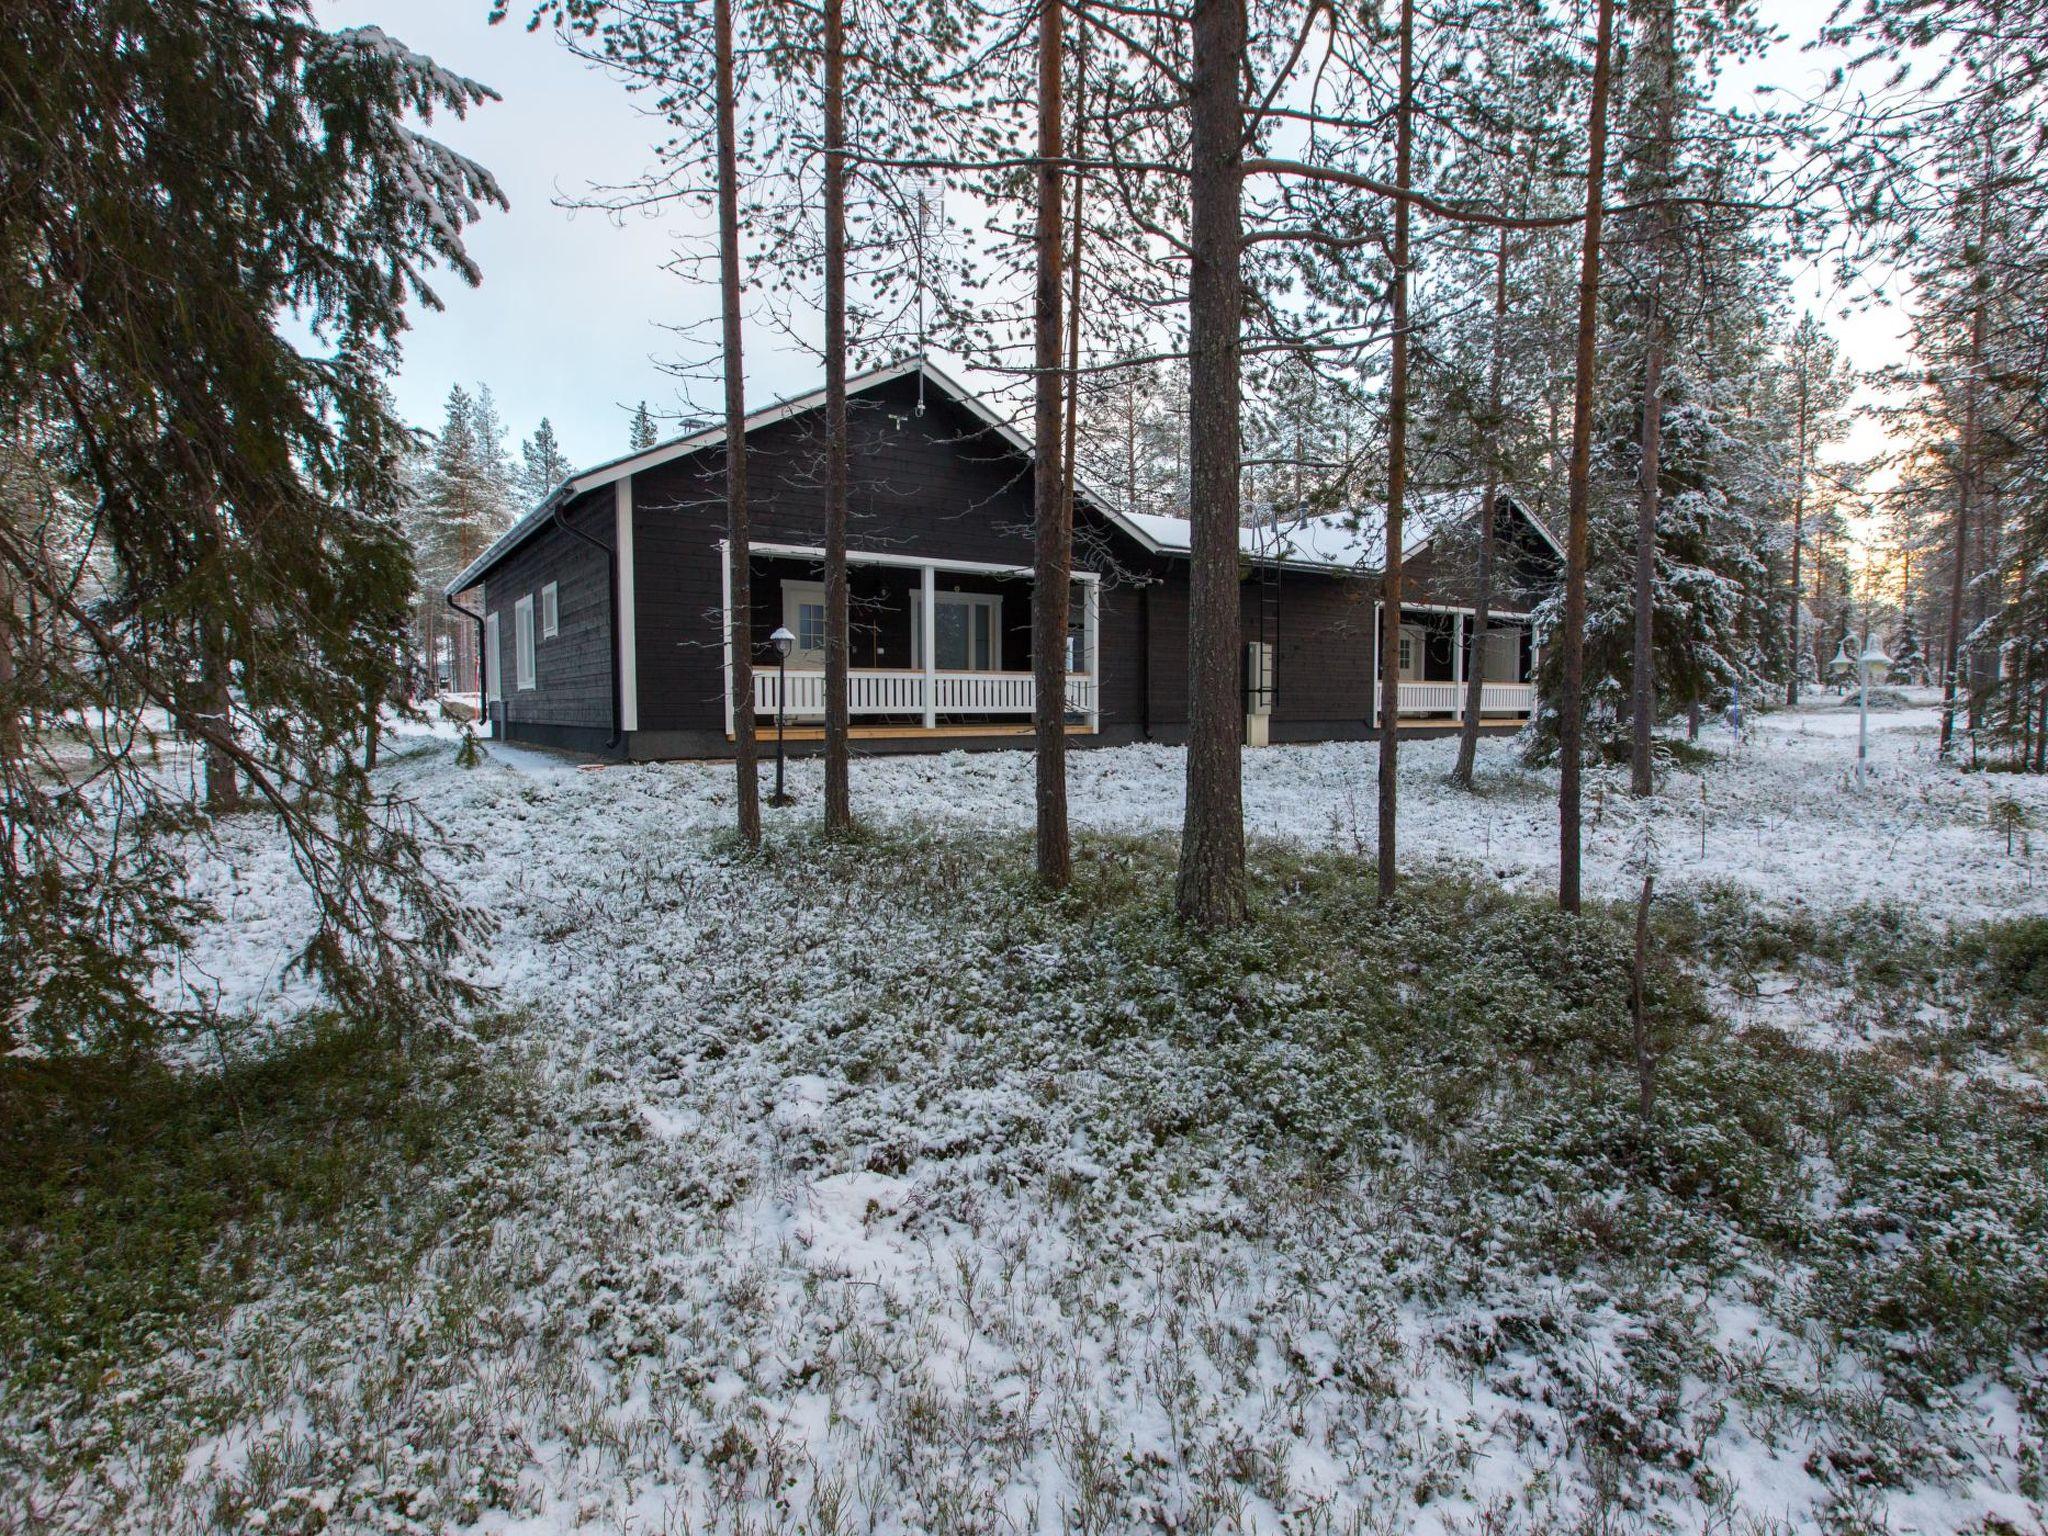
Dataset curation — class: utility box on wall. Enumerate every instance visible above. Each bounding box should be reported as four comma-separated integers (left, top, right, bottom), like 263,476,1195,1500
1245,640,1274,747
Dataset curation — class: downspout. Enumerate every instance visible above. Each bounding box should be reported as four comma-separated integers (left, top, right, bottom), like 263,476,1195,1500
445,590,488,728
552,493,625,753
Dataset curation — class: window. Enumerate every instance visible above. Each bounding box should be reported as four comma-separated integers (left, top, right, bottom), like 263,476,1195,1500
1397,634,1415,673
515,594,536,690
913,592,1000,671
797,601,826,653
541,581,559,639
485,612,502,702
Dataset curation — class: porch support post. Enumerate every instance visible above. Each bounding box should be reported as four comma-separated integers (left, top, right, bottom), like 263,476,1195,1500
1083,576,1100,731
1372,601,1382,727
719,538,735,739
1453,611,1466,719
921,560,937,729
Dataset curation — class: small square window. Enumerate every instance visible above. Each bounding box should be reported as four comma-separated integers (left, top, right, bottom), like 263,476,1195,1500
541,581,559,639
798,601,826,653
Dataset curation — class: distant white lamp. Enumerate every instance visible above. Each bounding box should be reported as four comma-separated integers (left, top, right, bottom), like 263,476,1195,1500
1829,636,1855,692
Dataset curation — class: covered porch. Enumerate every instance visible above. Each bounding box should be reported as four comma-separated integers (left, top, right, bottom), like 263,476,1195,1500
1375,603,1539,725
720,541,1100,737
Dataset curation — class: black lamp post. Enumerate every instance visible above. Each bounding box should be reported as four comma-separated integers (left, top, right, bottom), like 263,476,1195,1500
768,625,795,805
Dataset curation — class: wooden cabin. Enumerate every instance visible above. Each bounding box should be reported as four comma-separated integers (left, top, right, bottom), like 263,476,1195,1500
444,358,1562,759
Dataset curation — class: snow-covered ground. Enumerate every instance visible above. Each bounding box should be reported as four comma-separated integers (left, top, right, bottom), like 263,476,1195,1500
12,693,2047,1535
167,690,2048,1024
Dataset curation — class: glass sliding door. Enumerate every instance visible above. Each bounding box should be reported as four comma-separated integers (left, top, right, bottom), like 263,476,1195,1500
913,592,1001,671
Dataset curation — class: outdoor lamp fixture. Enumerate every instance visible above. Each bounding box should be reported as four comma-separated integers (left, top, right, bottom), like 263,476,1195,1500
1855,631,1892,787
768,626,795,806
1829,636,1855,693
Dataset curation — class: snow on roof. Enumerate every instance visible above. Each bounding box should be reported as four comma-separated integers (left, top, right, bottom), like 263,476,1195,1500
1126,491,1485,574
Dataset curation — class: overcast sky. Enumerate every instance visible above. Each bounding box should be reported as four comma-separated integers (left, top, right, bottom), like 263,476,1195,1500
323,0,1909,478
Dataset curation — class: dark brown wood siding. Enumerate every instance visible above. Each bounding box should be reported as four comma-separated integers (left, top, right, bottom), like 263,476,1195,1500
625,373,1149,749
1267,570,1377,736
482,492,614,746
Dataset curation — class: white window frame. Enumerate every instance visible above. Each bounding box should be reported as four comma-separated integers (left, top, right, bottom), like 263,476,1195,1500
912,590,1002,673
485,612,502,702
541,581,559,639
514,594,536,690
781,579,828,669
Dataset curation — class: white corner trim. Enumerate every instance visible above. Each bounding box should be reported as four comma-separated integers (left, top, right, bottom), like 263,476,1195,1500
616,479,639,734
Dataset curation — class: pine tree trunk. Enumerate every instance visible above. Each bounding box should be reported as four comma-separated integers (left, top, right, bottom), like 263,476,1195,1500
1631,337,1664,796
1031,0,1071,888
1453,229,1510,791
1786,368,1807,705
1557,0,1617,914
0,562,19,762
1631,0,1676,799
717,0,760,848
821,0,853,832
1632,871,1656,1120
201,615,240,813
1940,294,1982,758
1175,0,1248,929
1375,0,1416,902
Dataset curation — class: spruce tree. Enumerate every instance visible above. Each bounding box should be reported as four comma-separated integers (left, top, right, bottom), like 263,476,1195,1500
0,2,504,1047
518,417,574,505
629,401,659,450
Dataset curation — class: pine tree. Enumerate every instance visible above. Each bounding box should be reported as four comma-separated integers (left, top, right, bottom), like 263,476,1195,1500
629,401,658,450
517,417,573,505
1779,315,1857,702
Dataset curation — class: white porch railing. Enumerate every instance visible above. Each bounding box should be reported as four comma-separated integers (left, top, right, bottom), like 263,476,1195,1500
755,668,1097,721
1479,682,1536,716
1388,680,1536,720
1397,681,1463,715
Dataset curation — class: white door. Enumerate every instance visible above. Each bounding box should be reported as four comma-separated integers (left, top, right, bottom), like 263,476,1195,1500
781,580,828,669
1397,625,1425,682
1483,629,1522,682
484,612,502,702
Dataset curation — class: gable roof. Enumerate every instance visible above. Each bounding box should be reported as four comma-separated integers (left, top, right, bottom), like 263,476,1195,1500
444,356,1162,596
444,356,1564,595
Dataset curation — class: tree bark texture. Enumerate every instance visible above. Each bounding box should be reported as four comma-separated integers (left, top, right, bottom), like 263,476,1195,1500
1375,0,1416,901
1174,0,1249,929
1453,230,1510,789
1630,0,1676,799
1032,0,1072,887
717,0,760,847
822,0,853,831
1557,0,1617,913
